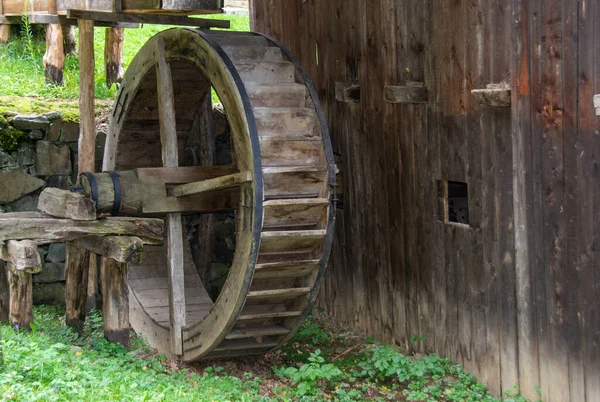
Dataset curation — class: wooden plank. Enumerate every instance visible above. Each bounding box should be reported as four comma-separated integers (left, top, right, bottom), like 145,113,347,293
172,171,252,197
0,241,42,273
156,35,185,356
7,266,33,330
135,165,237,184
263,198,327,228
66,9,229,28
246,287,311,303
225,325,289,340
38,187,96,221
383,82,428,104
100,257,129,347
471,87,512,107
0,213,164,244
259,230,326,254
237,310,302,321
73,236,144,263
253,259,319,279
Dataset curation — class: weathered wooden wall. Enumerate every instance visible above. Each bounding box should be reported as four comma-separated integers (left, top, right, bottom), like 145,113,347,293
251,1,600,401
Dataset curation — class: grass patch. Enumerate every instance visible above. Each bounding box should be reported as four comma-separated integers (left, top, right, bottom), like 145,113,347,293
0,14,250,101
0,307,540,401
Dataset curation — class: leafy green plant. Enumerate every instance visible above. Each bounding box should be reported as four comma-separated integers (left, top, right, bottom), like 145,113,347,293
278,349,343,397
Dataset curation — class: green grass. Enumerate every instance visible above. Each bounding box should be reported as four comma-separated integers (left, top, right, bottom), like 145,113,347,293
0,308,540,402
0,14,250,101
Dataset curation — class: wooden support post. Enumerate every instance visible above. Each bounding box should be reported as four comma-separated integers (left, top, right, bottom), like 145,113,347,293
43,25,64,84
0,261,9,322
67,18,98,320
0,25,10,44
86,255,98,311
194,92,217,299
62,24,76,55
64,244,90,330
156,36,185,356
104,27,124,88
100,257,129,347
7,265,33,330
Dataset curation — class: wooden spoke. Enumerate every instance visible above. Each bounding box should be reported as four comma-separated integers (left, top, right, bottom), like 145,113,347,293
155,36,186,356
172,171,252,197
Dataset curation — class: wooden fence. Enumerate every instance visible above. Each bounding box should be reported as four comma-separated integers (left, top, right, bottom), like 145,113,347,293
250,1,600,401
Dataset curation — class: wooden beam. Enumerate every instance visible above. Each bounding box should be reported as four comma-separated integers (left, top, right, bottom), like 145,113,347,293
135,165,237,184
384,82,428,104
67,9,230,28
472,87,512,108
0,241,42,273
335,82,360,103
0,213,164,244
73,236,144,263
38,187,97,221
7,266,33,330
172,171,252,197
156,35,185,356
100,257,129,347
0,14,138,27
104,27,124,88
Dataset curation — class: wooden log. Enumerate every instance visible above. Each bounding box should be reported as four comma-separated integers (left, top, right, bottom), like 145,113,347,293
194,92,217,299
0,261,9,322
335,82,360,103
86,254,98,311
62,24,76,55
172,171,252,197
38,187,96,221
104,27,124,88
67,10,230,29
0,25,10,44
0,213,164,244
134,165,237,184
100,257,129,347
383,82,428,104
74,236,144,263
43,24,64,85
0,241,42,273
7,265,33,330
156,35,185,356
64,244,89,330
471,83,512,108
70,18,96,326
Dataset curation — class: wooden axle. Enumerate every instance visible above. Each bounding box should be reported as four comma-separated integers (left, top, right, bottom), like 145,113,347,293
78,166,243,216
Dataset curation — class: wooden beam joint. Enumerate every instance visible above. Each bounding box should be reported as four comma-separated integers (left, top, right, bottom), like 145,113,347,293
172,171,252,197
384,82,428,104
335,82,360,103
471,84,512,108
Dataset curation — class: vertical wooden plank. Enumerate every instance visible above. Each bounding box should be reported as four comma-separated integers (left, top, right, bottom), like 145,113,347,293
511,0,541,397
86,255,98,310
64,244,90,330
7,266,33,330
535,0,570,400
0,261,8,322
156,36,185,356
561,0,584,400
100,257,129,347
582,1,600,399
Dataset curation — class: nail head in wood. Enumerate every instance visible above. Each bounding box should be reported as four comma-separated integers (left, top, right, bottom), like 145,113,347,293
384,82,428,104
335,82,360,103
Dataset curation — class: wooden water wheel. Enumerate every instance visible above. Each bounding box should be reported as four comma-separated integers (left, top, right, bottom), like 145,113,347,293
102,28,335,361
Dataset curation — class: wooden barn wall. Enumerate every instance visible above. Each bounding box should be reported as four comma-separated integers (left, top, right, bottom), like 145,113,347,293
250,1,600,401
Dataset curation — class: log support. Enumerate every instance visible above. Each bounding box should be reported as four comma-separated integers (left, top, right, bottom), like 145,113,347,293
105,27,124,87
100,257,129,347
0,25,10,44
64,244,90,330
7,265,33,330
62,24,76,55
43,24,64,85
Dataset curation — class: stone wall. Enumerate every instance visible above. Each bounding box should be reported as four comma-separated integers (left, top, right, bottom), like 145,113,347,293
0,112,106,305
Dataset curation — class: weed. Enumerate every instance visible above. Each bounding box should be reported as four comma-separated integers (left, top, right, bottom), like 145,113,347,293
277,349,343,398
